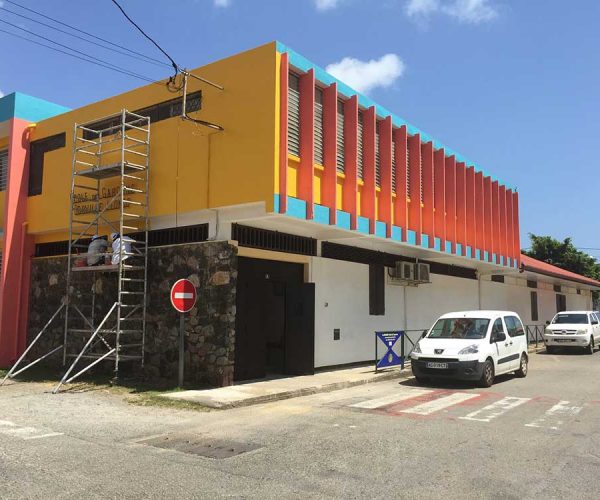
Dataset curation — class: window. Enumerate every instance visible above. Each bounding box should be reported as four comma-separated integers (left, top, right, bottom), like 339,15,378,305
357,111,364,180
391,136,397,192
28,133,66,196
556,293,567,312
0,149,7,191
553,284,562,293
288,72,301,157
336,100,345,173
527,280,537,288
428,317,490,339
369,263,385,315
314,87,324,165
491,275,505,283
552,313,588,324
530,291,539,322
492,318,505,337
82,92,201,140
375,121,381,187
505,316,525,337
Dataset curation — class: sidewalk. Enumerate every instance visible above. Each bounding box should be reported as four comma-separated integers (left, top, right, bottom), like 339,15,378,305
160,365,407,409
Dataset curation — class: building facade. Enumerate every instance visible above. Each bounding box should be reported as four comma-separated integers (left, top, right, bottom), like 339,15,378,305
1,42,598,385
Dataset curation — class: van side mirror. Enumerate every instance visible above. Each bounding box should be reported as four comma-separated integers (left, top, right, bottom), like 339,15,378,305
593,320,598,325
545,320,550,325
421,330,428,339
493,332,506,343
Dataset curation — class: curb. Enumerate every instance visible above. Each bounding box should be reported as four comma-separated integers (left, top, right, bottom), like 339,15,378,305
162,368,412,410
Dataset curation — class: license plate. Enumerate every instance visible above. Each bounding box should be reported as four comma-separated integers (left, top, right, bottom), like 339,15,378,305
554,339,574,343
426,362,448,369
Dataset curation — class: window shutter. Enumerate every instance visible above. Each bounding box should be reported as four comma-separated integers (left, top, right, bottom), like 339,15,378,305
357,112,364,180
336,100,345,173
314,87,324,165
375,122,381,187
406,146,410,198
391,136,396,192
287,73,301,157
0,149,8,191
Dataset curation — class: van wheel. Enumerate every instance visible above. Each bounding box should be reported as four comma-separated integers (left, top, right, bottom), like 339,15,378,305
479,360,495,388
587,338,595,355
515,354,528,378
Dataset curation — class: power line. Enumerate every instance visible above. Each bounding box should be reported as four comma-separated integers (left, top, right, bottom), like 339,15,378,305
0,27,161,85
3,0,166,66
109,0,179,75
0,5,169,68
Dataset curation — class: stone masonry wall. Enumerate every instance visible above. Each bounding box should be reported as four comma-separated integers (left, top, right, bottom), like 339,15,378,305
26,240,237,387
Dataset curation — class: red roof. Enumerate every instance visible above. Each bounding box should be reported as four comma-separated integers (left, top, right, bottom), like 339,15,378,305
520,254,600,288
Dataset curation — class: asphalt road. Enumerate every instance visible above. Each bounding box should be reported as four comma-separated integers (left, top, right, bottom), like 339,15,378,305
1,349,600,499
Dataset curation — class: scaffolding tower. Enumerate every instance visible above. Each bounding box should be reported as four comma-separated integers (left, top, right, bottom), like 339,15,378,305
1,110,150,392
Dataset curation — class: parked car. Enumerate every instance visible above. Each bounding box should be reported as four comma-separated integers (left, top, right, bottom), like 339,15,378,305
410,311,528,387
543,311,600,354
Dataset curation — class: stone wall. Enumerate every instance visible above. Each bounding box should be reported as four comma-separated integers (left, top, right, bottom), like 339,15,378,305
26,240,237,387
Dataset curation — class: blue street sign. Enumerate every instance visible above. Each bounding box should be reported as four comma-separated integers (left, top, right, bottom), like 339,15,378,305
375,331,404,370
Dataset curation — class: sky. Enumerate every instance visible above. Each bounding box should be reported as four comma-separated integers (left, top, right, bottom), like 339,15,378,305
1,0,599,255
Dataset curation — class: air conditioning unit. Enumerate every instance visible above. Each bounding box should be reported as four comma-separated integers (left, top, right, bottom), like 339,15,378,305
416,262,431,283
398,261,415,281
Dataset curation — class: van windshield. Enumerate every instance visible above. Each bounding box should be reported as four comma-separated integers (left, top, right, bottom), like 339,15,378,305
552,314,588,324
427,318,490,339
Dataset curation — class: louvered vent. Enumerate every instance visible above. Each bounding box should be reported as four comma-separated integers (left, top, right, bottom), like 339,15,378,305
406,147,410,197
288,73,301,157
0,149,7,191
336,100,345,173
375,122,381,187
357,112,364,180
420,153,424,203
391,138,397,193
314,87,324,165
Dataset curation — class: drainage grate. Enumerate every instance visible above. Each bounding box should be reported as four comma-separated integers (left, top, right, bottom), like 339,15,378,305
139,434,261,459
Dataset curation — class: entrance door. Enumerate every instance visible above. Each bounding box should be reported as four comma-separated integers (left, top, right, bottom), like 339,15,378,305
284,282,315,376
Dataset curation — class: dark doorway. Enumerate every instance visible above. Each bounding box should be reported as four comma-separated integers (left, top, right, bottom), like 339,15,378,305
234,257,315,382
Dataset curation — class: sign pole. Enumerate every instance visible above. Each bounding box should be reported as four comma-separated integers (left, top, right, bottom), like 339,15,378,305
179,312,185,387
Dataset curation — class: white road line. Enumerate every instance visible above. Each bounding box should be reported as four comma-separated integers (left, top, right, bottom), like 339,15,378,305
401,392,479,415
0,427,42,438
0,419,63,440
0,420,16,427
350,389,433,409
460,397,530,422
525,400,583,430
23,432,64,440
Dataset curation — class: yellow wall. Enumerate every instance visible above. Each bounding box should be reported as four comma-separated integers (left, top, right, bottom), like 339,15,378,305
25,42,279,240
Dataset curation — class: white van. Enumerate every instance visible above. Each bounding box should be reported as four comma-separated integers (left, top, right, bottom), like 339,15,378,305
543,311,600,354
410,311,529,387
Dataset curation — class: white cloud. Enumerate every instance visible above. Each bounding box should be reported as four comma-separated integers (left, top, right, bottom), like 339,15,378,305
314,0,341,10
325,54,405,94
0,89,4,98
405,0,498,24
213,0,231,7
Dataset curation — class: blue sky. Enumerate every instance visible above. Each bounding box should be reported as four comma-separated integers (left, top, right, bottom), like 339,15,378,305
1,0,599,254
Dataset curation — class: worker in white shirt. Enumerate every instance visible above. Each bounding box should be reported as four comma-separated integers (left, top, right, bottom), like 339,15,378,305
111,232,133,265
87,235,108,266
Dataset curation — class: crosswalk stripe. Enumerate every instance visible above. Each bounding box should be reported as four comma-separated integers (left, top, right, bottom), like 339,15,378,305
350,389,433,409
525,400,583,430
401,392,479,415
460,397,530,422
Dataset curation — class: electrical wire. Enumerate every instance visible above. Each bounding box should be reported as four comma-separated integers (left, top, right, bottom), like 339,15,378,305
0,27,161,85
0,19,162,85
3,0,166,66
0,5,168,68
109,0,179,75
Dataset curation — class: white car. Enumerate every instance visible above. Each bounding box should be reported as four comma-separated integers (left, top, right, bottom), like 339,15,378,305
410,311,529,387
543,311,600,354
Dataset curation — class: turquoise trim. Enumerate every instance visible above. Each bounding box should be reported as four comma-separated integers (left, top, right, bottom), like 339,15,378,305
492,253,497,263
475,249,481,260
276,42,512,189
314,204,330,225
0,92,69,123
445,241,453,254
273,194,280,213
407,230,417,245
421,234,430,248
507,257,512,268
434,238,441,251
484,251,489,261
375,221,386,238
456,243,463,256
287,196,307,219
336,210,351,229
391,226,402,241
357,216,370,234
466,246,472,258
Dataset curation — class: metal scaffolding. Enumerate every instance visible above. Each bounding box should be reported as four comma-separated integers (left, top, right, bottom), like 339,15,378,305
2,110,150,392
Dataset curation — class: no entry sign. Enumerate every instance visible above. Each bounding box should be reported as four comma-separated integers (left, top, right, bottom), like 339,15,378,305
170,279,197,313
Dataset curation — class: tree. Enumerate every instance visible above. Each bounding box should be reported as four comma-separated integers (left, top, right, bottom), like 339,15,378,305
524,234,600,281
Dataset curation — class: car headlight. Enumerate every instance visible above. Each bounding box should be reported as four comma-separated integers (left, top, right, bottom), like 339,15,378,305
412,342,422,354
545,329,553,335
577,329,588,335
458,344,479,355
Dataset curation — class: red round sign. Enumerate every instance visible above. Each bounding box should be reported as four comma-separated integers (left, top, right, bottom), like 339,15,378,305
170,279,197,313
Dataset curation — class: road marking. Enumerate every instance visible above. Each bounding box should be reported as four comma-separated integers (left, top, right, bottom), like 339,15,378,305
350,389,433,409
0,419,63,440
23,432,63,440
460,397,530,422
525,400,583,430
400,392,479,415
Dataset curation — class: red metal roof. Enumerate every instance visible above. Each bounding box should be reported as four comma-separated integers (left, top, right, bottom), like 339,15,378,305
520,254,600,288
